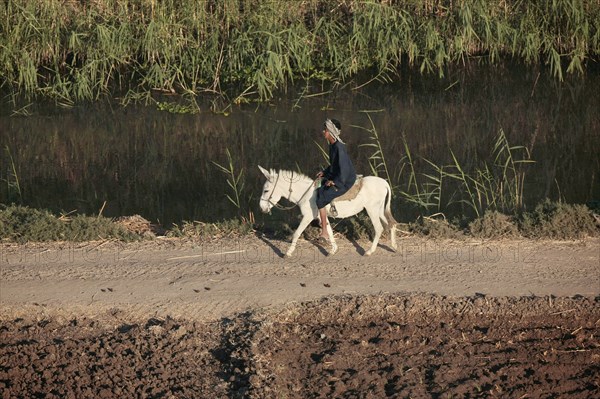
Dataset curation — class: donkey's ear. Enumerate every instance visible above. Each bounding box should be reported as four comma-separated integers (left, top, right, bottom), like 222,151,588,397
258,165,271,181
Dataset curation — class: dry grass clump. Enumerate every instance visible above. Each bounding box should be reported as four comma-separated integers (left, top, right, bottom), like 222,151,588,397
167,219,254,240
332,212,375,241
519,200,599,239
0,205,140,242
62,214,140,241
469,210,519,239
404,202,599,240
409,215,463,239
298,212,399,242
0,206,64,242
115,215,164,238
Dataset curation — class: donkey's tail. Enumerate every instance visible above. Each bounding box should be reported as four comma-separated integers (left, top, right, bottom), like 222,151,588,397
383,181,398,251
383,181,397,225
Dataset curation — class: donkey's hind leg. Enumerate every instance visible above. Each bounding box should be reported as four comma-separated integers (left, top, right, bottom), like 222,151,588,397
389,223,398,251
365,206,384,256
381,212,398,252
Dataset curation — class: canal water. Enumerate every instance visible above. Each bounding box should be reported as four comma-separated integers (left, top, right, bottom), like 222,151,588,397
1,64,598,225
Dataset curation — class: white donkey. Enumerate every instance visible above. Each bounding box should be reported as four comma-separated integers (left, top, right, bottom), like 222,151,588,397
258,166,398,256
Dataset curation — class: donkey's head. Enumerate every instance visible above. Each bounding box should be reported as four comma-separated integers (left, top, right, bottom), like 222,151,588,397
258,165,282,214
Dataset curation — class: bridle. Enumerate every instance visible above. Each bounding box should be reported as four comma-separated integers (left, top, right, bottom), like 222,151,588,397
263,171,316,212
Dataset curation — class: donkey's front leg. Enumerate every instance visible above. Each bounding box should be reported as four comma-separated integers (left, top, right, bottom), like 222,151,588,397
286,215,314,257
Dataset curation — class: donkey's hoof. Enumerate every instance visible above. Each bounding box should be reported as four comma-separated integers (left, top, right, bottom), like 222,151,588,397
315,236,328,245
364,250,374,256
329,246,338,256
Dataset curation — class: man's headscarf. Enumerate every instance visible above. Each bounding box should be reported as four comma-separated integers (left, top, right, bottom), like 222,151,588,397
325,119,344,144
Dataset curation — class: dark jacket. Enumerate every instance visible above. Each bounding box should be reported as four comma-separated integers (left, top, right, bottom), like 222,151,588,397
323,141,356,190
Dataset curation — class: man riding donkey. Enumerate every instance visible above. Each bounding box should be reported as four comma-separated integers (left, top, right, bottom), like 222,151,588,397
258,118,396,256
316,118,357,241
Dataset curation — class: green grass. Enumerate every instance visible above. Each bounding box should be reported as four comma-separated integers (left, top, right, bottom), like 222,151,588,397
1,0,598,108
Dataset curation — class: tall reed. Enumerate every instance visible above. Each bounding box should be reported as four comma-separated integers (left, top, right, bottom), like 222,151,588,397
1,0,598,108
398,129,534,218
356,112,393,189
2,146,22,203
212,148,246,214
212,147,256,227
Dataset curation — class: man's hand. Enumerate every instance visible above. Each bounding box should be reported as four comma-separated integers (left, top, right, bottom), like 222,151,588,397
316,171,324,178
325,180,335,187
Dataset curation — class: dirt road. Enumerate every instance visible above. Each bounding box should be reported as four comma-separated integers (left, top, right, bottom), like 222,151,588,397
1,236,598,320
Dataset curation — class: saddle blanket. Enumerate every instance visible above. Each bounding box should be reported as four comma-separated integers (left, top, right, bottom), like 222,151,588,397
333,175,363,203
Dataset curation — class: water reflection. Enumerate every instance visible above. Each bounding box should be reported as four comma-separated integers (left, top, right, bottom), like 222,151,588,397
1,65,598,225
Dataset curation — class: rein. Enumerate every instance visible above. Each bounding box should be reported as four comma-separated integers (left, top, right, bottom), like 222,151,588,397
266,171,316,212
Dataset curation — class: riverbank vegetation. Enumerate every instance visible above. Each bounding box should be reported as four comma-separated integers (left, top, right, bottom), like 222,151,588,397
1,0,599,108
2,116,598,242
1,201,598,243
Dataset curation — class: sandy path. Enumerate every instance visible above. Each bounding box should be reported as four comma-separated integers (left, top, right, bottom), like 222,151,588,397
1,236,598,321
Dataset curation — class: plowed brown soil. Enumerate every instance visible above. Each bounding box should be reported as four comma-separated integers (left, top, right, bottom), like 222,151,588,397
1,295,599,398
1,237,599,398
